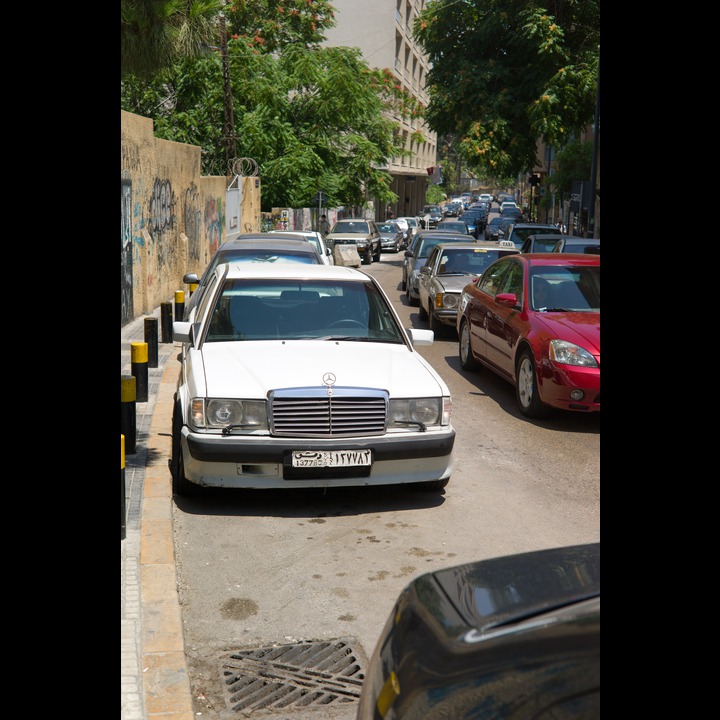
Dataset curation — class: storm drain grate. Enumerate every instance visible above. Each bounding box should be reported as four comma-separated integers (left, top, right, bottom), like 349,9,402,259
219,638,365,714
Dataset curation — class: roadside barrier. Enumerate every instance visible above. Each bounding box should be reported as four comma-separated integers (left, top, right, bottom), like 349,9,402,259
121,375,137,454
121,434,126,541
161,301,173,342
189,282,198,296
144,317,159,368
174,290,185,322
131,342,149,402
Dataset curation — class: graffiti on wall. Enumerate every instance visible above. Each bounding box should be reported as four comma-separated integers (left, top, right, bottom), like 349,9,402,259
204,196,223,257
150,178,176,270
121,179,134,325
184,184,201,263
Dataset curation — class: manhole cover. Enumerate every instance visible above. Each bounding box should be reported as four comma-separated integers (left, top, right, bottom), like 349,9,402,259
219,638,365,714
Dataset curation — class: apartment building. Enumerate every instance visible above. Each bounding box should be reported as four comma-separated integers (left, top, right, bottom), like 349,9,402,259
321,0,437,220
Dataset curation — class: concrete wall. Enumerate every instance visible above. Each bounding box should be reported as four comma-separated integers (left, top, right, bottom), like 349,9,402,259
121,110,261,326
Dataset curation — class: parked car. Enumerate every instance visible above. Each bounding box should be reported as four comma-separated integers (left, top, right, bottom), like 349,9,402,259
552,236,601,254
417,242,519,335
505,222,559,251
520,232,570,253
325,218,382,264
500,205,524,222
421,205,444,229
376,221,405,253
170,263,455,495
391,216,410,243
355,542,600,720
436,219,472,235
268,229,334,265
402,230,472,305
181,234,323,321
396,216,422,247
457,253,600,417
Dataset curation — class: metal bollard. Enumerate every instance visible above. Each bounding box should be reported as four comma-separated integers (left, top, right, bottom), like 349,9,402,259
174,290,185,322
121,375,137,454
144,317,159,368
121,434,127,541
161,301,173,343
131,342,149,402
189,282,198,296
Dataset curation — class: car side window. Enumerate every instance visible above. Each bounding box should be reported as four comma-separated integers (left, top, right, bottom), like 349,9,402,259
478,260,511,297
498,261,524,306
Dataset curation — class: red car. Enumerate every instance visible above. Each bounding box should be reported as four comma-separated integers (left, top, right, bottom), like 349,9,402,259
457,253,600,418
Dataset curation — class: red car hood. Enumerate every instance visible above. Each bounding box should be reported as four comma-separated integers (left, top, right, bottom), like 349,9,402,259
534,312,600,354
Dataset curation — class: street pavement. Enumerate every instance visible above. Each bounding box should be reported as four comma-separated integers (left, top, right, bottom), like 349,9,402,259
120,307,194,720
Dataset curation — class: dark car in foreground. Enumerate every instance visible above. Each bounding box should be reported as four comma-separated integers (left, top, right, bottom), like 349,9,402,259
356,542,600,720
457,253,600,417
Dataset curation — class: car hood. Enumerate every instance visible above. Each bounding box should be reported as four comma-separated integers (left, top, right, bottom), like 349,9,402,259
196,341,447,398
435,273,479,292
534,312,600,353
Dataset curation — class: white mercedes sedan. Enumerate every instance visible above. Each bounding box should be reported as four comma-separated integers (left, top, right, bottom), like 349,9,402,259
170,263,455,495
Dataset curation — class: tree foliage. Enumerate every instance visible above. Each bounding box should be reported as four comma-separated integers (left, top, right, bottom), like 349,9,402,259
413,0,599,179
121,37,406,211
121,0,226,79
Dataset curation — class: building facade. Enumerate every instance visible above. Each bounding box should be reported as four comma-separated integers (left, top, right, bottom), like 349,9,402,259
321,0,436,221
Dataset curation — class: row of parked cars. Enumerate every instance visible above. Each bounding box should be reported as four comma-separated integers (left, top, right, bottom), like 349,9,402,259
170,226,599,719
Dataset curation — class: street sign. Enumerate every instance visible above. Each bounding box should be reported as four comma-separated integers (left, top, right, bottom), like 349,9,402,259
313,191,326,205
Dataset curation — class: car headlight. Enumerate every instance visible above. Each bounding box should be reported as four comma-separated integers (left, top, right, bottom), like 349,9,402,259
356,240,368,249
191,398,268,430
549,340,598,367
388,397,451,428
436,293,458,309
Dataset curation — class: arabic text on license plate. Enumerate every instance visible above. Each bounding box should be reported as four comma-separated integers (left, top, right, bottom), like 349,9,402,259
291,450,372,468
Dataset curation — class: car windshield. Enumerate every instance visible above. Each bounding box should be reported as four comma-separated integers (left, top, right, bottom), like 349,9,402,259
378,223,398,233
440,248,515,275
332,221,369,234
203,278,406,343
530,267,600,312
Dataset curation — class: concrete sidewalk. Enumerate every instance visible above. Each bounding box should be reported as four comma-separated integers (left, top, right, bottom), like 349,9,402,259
121,308,194,720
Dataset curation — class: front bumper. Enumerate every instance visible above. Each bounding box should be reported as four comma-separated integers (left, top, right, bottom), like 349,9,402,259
181,427,456,488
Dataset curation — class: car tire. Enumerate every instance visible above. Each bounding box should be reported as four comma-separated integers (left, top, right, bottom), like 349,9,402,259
418,298,428,320
401,273,407,291
171,402,203,496
459,319,479,370
515,348,550,418
373,243,381,263
408,289,419,306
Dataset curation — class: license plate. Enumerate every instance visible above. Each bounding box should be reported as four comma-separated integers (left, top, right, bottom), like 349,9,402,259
291,449,372,468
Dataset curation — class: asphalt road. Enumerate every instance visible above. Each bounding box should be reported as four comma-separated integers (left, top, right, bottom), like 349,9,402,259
171,244,600,719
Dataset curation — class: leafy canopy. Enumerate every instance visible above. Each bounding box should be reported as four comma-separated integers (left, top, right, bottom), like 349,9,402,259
413,0,599,179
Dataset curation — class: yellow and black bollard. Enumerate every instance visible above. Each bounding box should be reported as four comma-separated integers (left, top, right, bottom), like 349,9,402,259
121,434,127,541
121,375,137,454
130,342,149,402
188,281,198,296
174,290,185,322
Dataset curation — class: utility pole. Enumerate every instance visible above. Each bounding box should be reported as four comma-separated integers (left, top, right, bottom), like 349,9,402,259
219,14,236,177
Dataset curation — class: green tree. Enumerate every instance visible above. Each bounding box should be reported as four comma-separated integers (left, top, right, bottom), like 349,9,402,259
121,39,406,211
224,0,338,52
538,137,592,212
121,0,226,79
413,0,599,179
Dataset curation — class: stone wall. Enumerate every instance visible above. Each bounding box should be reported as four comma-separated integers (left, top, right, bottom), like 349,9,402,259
121,110,261,326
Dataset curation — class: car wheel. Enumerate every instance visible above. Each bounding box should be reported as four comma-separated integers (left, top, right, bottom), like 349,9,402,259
363,247,373,264
418,298,428,320
515,348,550,418
459,319,479,370
373,243,381,262
171,403,203,496
401,273,407,291
408,288,419,306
